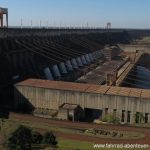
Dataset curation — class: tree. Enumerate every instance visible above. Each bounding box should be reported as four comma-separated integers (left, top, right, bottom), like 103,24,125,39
7,125,32,150
42,131,57,146
6,125,58,150
102,114,120,124
32,131,43,144
134,112,145,123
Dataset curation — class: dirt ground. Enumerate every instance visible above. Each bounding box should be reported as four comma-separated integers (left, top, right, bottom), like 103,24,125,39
9,112,150,144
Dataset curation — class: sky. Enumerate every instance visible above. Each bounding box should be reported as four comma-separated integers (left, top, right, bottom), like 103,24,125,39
0,0,150,29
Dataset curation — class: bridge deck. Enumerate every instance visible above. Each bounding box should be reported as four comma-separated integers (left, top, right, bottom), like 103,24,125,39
116,52,143,86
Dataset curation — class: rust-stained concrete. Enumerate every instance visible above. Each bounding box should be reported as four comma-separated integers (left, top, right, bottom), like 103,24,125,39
15,79,150,123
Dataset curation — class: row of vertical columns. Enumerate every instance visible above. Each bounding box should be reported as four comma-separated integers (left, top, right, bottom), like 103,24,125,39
102,108,149,124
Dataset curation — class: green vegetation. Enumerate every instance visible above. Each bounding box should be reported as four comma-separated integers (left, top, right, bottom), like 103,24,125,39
32,131,43,144
9,118,144,139
0,118,147,150
42,131,58,146
7,125,32,150
6,125,57,150
0,118,144,139
58,138,94,150
102,114,120,124
134,112,145,123
57,139,148,150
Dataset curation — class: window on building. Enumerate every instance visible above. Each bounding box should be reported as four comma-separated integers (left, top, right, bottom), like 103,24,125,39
113,109,117,117
127,111,131,123
135,112,139,123
105,108,108,115
145,113,148,123
121,110,125,122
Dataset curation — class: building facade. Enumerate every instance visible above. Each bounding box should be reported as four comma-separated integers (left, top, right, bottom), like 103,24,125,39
14,79,150,124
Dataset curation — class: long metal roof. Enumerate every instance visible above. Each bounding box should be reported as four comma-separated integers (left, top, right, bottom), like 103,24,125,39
15,79,150,99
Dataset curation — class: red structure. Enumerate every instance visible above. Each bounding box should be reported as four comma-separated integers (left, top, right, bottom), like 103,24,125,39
0,7,8,27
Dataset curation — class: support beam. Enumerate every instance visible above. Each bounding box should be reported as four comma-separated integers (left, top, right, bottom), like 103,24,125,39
0,7,8,27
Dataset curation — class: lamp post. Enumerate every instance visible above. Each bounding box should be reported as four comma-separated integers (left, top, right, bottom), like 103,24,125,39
46,20,48,28
31,20,32,28
20,18,23,28
40,20,41,28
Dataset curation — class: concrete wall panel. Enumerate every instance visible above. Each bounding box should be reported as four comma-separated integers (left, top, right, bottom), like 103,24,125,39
15,85,150,123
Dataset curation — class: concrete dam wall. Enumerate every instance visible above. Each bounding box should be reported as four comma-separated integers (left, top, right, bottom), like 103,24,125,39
0,29,131,87
0,29,132,107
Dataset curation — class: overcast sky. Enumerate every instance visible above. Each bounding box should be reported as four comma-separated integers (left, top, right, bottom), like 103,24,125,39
1,0,150,28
